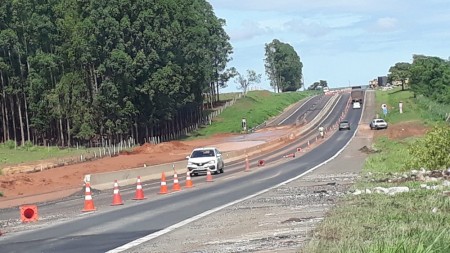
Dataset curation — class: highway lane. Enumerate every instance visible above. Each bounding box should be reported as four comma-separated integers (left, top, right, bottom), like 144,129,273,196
0,95,362,253
277,94,330,126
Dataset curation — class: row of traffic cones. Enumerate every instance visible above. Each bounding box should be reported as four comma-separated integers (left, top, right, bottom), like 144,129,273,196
83,153,271,212
82,171,197,212
158,171,196,194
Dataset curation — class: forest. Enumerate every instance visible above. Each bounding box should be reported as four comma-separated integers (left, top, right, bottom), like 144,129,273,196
0,0,234,147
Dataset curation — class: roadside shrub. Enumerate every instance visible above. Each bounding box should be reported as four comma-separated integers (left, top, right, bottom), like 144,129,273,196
408,125,450,169
415,95,450,122
24,141,34,150
0,191,3,197
4,140,16,149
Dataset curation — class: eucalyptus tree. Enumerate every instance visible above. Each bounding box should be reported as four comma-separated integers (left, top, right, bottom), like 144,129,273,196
264,39,303,92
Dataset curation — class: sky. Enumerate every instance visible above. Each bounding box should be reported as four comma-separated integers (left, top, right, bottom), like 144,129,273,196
208,0,450,92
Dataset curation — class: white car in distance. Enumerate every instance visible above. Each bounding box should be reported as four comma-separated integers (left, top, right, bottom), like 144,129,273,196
186,147,224,176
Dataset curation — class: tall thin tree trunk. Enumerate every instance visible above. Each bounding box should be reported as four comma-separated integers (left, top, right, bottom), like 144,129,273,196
16,93,25,146
134,119,139,144
0,71,8,141
66,118,71,147
9,95,17,142
23,92,31,141
210,83,214,108
91,64,98,94
59,117,65,147
216,81,220,102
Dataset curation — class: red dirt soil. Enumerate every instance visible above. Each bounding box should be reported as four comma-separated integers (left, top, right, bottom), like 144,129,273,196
0,135,228,202
0,122,429,207
373,121,429,140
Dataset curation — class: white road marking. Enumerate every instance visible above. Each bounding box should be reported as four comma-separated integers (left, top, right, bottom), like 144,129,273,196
107,93,367,253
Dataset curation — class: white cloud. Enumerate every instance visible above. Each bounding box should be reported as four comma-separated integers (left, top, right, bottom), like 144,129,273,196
228,20,273,41
370,17,399,32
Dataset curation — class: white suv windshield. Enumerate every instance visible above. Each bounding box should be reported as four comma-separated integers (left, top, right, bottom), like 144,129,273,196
191,150,215,158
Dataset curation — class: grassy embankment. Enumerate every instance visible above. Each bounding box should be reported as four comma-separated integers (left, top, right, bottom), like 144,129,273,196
0,141,97,171
188,90,317,139
302,88,450,253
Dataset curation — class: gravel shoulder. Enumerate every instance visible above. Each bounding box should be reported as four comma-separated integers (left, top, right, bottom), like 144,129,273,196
121,92,376,253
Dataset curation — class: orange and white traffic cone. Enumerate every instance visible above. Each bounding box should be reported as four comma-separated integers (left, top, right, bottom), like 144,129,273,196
185,170,194,188
82,182,96,212
244,155,251,172
172,171,181,191
158,172,169,194
206,169,214,182
132,176,146,200
111,180,124,206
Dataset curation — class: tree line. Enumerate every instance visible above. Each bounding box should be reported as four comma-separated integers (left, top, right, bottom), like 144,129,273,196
0,0,234,147
388,54,450,104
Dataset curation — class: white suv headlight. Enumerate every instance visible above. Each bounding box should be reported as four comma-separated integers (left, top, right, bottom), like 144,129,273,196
206,160,216,165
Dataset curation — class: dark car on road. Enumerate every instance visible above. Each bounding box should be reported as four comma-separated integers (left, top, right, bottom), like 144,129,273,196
339,120,351,131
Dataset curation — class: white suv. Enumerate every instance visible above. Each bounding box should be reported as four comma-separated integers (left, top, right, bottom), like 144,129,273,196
370,118,388,130
186,147,224,175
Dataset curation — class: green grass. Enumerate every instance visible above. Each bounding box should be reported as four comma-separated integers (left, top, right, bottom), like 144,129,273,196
361,137,415,175
302,88,450,253
187,90,317,139
0,143,97,169
219,92,242,101
375,87,450,124
302,191,450,253
375,88,423,123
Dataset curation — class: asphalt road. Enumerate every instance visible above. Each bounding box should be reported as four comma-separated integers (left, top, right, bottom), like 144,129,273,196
0,93,361,253
276,94,331,126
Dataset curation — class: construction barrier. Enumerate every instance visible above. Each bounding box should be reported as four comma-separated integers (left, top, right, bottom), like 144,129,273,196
185,171,194,188
82,182,96,212
111,180,124,206
172,172,181,191
20,205,38,222
158,172,169,194
206,169,214,182
133,176,146,200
